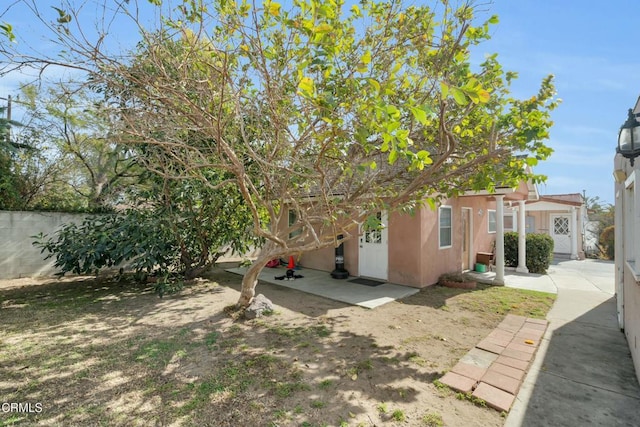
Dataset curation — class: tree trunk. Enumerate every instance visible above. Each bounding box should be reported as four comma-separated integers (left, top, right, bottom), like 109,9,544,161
237,258,266,307
236,238,287,308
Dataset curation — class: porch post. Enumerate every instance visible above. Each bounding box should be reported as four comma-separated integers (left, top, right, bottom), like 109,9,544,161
570,206,578,259
516,200,529,273
493,195,505,285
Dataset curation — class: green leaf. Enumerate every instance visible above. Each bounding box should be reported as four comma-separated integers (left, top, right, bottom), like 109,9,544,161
380,134,391,152
368,78,380,94
440,81,449,98
385,105,400,119
361,50,371,65
417,150,432,163
313,23,333,33
388,150,398,165
466,90,480,104
298,76,314,96
266,1,281,17
465,77,480,90
52,7,72,24
450,87,468,106
410,107,428,125
356,51,371,72
0,23,16,43
386,121,401,133
478,89,490,103
488,15,499,24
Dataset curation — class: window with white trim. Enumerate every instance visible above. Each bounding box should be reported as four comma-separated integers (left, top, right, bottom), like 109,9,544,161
439,206,452,248
488,210,497,233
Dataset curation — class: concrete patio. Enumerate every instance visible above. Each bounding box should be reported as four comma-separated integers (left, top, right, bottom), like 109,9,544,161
225,265,419,309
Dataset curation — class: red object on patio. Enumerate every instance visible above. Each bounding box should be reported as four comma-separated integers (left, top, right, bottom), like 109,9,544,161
287,256,295,269
266,259,280,268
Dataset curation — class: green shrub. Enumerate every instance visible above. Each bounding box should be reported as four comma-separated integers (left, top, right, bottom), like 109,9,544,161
527,233,554,273
504,232,518,267
503,231,554,274
599,225,615,260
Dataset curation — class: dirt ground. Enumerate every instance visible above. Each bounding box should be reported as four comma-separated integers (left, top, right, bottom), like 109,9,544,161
0,265,555,427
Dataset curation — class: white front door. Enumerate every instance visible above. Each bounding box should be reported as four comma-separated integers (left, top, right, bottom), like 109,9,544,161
551,214,571,253
359,211,388,280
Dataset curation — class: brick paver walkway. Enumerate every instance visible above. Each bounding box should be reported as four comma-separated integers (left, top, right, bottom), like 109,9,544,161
439,314,548,412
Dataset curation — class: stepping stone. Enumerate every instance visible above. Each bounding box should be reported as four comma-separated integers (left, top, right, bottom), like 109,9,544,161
481,370,521,394
515,329,544,342
473,382,515,413
439,372,477,394
495,355,529,371
459,348,499,369
451,362,487,381
501,348,534,362
489,362,526,382
506,342,537,354
487,329,515,341
521,322,547,331
485,335,513,347
477,339,506,355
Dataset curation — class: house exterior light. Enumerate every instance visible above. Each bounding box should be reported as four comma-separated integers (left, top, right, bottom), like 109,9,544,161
617,108,640,166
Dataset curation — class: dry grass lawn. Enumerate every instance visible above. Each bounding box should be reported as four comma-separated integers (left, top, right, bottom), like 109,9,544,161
0,266,555,426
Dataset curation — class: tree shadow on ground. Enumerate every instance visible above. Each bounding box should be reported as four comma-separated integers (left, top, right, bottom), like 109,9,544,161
0,273,478,427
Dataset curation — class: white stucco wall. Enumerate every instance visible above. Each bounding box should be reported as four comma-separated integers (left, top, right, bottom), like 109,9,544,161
0,211,88,279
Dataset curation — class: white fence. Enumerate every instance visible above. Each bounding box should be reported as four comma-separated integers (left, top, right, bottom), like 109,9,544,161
0,211,88,279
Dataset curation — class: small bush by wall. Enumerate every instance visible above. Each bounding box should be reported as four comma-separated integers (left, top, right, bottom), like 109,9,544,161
504,231,554,274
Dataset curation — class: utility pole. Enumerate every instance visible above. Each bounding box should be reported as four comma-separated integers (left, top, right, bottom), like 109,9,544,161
1,95,13,143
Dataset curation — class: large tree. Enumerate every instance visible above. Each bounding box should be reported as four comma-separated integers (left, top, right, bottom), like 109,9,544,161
15,83,141,211
1,0,559,307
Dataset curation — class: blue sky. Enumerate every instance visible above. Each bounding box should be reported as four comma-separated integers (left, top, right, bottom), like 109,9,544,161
2,0,639,206
474,0,640,205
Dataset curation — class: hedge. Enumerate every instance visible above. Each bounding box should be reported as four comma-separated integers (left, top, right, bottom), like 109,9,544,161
504,231,554,274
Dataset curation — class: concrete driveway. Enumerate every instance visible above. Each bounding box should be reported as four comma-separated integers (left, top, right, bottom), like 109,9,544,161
505,259,640,426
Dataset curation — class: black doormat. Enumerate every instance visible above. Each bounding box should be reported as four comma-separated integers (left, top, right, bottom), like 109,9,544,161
348,278,385,287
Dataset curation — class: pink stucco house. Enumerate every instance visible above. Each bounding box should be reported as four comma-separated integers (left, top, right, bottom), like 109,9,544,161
297,178,539,288
292,179,587,289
